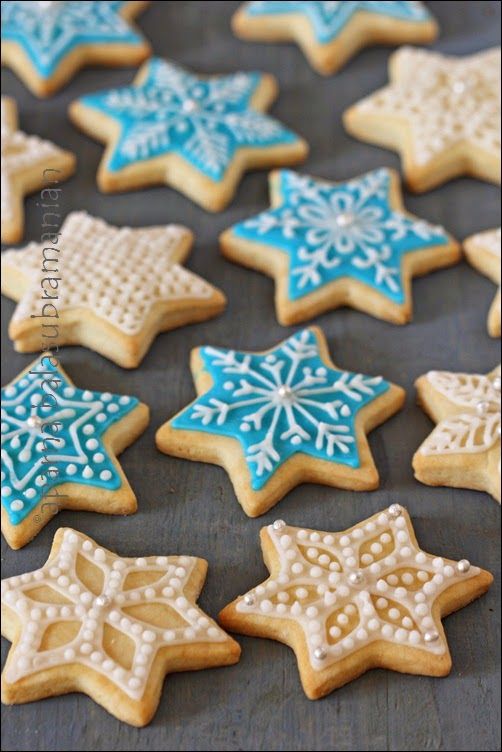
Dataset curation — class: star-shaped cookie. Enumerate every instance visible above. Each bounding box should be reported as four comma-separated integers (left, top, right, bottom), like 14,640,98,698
1,211,226,368
232,1,437,75
1,354,149,549
1,527,240,726
344,46,501,192
156,327,404,517
464,228,501,338
1,1,151,97
413,366,501,503
69,58,308,211
1,97,76,244
221,168,459,325
219,506,493,699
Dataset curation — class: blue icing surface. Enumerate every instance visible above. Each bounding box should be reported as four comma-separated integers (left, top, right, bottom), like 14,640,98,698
245,1,430,43
231,168,451,304
172,329,390,490
1,355,139,525
78,58,301,180
1,1,142,78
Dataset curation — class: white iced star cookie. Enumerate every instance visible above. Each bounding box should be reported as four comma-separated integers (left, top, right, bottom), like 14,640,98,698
464,228,501,338
69,58,308,211
219,506,493,699
1,212,226,369
156,326,405,517
1,1,151,97
220,168,460,325
344,46,501,192
1,528,240,726
232,1,437,76
1,354,149,549
1,97,76,244
413,366,501,503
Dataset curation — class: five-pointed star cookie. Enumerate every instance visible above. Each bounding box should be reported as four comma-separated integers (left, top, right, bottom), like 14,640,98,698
219,505,493,699
1,1,151,97
413,366,501,503
156,327,405,517
1,212,226,369
232,1,437,75
1,528,240,726
1,354,149,549
464,228,501,338
1,97,76,244
220,168,459,325
344,46,501,192
69,58,308,211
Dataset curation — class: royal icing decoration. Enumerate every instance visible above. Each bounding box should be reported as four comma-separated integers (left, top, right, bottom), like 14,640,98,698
231,168,450,303
235,506,482,669
1,528,228,700
419,368,501,463
244,1,431,43
77,58,301,181
172,329,389,490
1,96,70,224
350,46,501,169
2,211,215,336
1,1,145,79
1,355,139,525
465,228,501,337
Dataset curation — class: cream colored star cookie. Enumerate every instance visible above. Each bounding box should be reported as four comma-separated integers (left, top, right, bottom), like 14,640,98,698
1,1,151,98
1,354,149,549
1,527,241,726
232,1,438,76
344,46,501,192
413,366,501,502
219,506,493,699
1,96,76,244
1,212,226,369
156,326,405,517
464,228,501,338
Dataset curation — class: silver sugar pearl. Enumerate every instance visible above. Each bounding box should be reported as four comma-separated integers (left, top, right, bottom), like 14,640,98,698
424,630,439,643
273,519,286,531
313,646,327,661
457,559,471,573
244,594,255,606
182,98,199,114
388,504,402,519
26,415,43,429
277,385,294,400
451,80,466,95
492,376,501,391
95,595,111,608
335,212,355,228
348,571,364,586
476,401,489,415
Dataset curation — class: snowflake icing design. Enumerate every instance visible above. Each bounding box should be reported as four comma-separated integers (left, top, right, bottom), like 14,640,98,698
419,368,501,461
172,329,389,490
245,1,430,42
1,1,143,78
1,529,228,700
78,58,300,180
1,356,139,525
232,169,450,302
234,508,482,670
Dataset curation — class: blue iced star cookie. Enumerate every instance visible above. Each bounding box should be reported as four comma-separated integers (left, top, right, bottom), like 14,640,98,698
157,328,404,516
221,168,459,325
1,1,150,97
69,58,308,211
1,354,148,548
233,1,437,75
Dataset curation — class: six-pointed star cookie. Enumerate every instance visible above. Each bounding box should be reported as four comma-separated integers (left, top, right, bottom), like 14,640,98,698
220,168,459,325
344,46,501,192
68,58,308,211
232,1,437,76
1,97,76,244
156,327,405,517
1,527,240,726
413,366,501,503
1,354,149,549
1,1,151,97
464,228,501,338
1,212,226,369
219,505,493,699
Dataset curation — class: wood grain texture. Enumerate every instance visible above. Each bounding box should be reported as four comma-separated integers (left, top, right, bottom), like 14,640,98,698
1,1,500,749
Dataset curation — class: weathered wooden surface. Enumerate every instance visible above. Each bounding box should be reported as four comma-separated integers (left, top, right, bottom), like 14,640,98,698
1,2,500,750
